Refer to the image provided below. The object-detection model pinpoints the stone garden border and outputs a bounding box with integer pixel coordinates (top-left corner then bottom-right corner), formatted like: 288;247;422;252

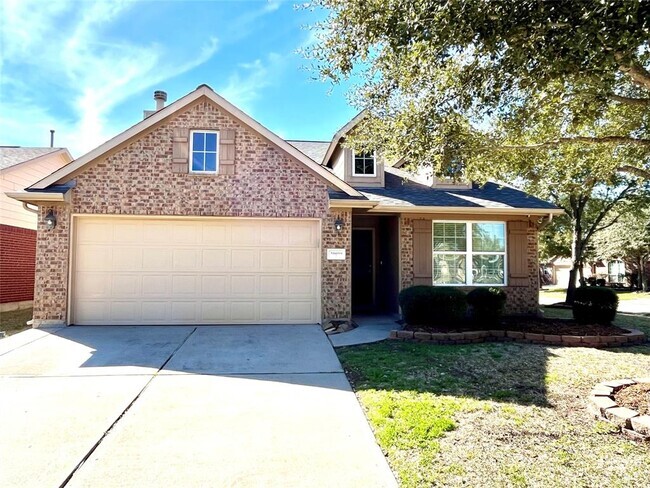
388;328;646;347
589;379;650;442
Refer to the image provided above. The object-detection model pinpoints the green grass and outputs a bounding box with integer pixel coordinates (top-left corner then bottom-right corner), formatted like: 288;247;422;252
540;288;650;303
338;312;650;487
0;308;33;336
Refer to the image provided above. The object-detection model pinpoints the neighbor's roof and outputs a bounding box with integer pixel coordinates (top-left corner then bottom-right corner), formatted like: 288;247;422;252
0;147;67;170
286;140;330;164
329;167;561;213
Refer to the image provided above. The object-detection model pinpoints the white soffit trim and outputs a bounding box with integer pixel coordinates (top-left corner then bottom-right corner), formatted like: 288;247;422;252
29;86;362;197
321;110;368;167
6;191;70;204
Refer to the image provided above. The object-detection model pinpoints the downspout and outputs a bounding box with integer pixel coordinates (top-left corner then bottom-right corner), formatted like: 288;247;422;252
23;202;39;214
537;212;554;230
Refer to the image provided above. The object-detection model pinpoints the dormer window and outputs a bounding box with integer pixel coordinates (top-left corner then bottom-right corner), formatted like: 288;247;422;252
353;150;376;176
190;130;219;173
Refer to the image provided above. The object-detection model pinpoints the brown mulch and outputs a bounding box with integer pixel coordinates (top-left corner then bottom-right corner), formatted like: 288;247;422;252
405;317;630;336
615;383;650;416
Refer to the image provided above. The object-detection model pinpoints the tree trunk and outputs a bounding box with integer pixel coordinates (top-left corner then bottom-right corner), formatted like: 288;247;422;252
566;218;584;305
578;265;586;287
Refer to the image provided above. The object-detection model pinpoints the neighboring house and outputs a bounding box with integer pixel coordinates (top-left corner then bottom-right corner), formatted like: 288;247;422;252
0;147;72;311
546;257;631;288
8;85;561;327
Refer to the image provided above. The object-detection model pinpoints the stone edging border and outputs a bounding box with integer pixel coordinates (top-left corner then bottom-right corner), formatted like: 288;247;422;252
589;379;650;441
388;328;646;347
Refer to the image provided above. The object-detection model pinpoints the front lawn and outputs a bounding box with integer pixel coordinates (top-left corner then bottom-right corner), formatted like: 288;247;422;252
540;288;650;303
0;308;33;337
337;310;650;487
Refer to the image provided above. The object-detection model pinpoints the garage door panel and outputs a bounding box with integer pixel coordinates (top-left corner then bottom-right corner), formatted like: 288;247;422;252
112;247;143;271
287;249;315;271
201;249;229;269
143;248;172;270
72;218;319;325
141;275;171;296
231;302;257;321
201;275;228;295
143;222;170;243
111;274;140;297
259;250;285;270
231;249;257;270
76;246;111;271
202;223;230;245
141;302;171;321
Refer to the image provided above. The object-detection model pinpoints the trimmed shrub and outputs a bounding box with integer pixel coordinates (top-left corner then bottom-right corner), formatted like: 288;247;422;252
572;286;619;325
467;287;507;326
398;286;467;327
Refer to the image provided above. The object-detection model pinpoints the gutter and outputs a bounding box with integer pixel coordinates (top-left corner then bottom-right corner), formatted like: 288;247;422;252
6;191;71;205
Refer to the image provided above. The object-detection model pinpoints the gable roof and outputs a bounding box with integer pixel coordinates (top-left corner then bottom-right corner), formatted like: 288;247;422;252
321;110;367;166
286;140;330;163
28;85;362;197
329;166;562;215
0;147;72;171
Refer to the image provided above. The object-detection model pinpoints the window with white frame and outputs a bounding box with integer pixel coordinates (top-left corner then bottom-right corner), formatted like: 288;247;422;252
432;222;506;286
352;150;376;176
190;130;219;173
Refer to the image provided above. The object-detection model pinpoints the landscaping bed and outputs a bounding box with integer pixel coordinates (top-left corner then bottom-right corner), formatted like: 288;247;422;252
616;383;650;416
405;317;631;336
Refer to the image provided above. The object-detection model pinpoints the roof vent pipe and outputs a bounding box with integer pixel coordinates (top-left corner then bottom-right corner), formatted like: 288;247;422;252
154;90;167;111
50;129;55;148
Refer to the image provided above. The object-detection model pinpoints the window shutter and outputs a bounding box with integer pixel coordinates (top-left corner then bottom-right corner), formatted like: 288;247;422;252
219;129;236;175
508;221;529;286
413;220;432;285
172;127;189;174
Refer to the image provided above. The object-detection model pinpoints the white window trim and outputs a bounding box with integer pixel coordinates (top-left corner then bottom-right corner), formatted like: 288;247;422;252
351;149;377;177
189;129;219;174
431;220;508;287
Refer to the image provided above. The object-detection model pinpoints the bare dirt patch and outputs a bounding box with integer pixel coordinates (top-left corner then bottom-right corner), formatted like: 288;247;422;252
616;383;650;416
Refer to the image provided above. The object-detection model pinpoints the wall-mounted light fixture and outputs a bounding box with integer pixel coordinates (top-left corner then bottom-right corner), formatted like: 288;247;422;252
334;218;344;233
44;209;57;230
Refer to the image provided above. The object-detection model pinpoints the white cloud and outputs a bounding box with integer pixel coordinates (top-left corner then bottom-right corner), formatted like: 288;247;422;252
0;0;218;156
219;53;288;113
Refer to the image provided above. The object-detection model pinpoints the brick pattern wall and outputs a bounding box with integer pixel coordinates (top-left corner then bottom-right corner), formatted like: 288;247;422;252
400;216;414;290
32;205;70;324
0;224;37;304
33;99;333;325
399;217;540;315
321;210;352;321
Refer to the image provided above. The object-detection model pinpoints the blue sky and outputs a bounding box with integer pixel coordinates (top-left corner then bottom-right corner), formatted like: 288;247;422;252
0;0;358;157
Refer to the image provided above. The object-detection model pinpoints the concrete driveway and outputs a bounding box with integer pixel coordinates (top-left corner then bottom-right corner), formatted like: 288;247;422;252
0;325;396;488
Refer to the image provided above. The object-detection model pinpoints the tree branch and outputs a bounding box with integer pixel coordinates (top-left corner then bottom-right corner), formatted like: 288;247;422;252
616;54;650;91
499;135;650;149
609;94;650;106
618;165;650;179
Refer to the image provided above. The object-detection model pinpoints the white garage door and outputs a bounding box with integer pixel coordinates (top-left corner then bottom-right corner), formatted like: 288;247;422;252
71;217;320;325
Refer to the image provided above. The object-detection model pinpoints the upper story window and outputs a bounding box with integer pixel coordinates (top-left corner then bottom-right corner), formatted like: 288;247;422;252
432;222;506;286
190;130;219;173
352;150;376;176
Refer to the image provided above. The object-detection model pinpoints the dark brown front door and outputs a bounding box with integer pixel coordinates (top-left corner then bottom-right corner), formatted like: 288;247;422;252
352;229;374;312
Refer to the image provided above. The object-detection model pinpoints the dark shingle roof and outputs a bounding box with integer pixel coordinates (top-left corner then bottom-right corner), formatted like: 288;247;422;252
0;147;61;170
286;140;329;164
328;168;559;210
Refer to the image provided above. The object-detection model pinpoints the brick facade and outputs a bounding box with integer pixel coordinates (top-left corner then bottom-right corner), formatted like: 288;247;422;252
0;224;37;304
321;210;352;321
398;217;540;315
32;99;343;326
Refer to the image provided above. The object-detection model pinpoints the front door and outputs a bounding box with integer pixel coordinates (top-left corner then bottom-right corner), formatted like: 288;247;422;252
352;229;374;312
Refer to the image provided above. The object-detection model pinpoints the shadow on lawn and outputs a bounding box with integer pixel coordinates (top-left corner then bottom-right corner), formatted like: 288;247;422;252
337;339;650;408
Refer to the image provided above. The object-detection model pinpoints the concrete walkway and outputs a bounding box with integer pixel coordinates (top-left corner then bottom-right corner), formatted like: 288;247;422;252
329;315;399;347
0;325;396;488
